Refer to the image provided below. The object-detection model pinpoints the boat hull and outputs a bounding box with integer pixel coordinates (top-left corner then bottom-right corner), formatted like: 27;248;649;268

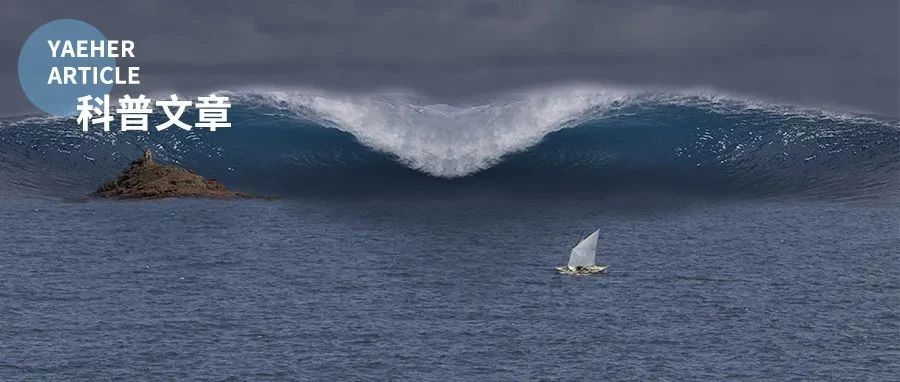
555;264;608;275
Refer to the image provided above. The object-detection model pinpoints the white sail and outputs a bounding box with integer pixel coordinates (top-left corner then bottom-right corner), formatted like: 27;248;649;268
567;229;599;267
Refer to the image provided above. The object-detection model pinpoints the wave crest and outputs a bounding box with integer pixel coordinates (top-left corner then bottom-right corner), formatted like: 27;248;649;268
227;85;894;177
1;84;896;199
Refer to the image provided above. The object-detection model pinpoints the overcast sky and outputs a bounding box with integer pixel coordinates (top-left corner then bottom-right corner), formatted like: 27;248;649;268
2;0;898;116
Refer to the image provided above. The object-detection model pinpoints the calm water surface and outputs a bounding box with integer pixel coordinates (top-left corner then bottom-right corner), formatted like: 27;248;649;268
0;195;897;381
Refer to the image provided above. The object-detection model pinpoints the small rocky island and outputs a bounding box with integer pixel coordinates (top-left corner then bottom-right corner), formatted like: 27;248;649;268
94;148;256;199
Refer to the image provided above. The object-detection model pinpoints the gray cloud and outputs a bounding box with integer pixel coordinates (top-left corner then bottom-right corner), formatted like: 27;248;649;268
1;0;897;116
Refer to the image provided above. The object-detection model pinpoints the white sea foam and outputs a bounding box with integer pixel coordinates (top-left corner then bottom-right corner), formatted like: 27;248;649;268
227;85;641;177
215;85;898;177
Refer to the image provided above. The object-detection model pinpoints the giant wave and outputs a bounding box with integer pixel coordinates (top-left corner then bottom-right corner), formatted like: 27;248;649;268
0;85;897;199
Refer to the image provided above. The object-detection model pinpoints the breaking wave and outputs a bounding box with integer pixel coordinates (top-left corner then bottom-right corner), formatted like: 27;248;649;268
0;84;897;199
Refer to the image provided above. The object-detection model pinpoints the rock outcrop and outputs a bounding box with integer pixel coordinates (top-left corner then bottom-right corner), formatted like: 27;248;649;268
94;148;255;199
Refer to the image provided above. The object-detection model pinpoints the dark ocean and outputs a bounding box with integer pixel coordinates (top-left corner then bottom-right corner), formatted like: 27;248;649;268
1;87;898;380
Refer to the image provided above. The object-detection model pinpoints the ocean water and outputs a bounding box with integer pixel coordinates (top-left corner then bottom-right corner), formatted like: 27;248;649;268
1;196;897;380
0;86;898;380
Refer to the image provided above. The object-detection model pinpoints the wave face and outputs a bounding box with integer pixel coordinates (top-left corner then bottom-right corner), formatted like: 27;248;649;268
0;85;897;199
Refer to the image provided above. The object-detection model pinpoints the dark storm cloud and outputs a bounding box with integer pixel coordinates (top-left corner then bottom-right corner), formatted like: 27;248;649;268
1;0;897;116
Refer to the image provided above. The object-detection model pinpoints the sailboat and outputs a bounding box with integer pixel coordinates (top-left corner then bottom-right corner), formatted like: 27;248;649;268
556;229;608;275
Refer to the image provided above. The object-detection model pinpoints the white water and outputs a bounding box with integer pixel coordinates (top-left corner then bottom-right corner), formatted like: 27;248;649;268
230;85;646;177
176;85;900;177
